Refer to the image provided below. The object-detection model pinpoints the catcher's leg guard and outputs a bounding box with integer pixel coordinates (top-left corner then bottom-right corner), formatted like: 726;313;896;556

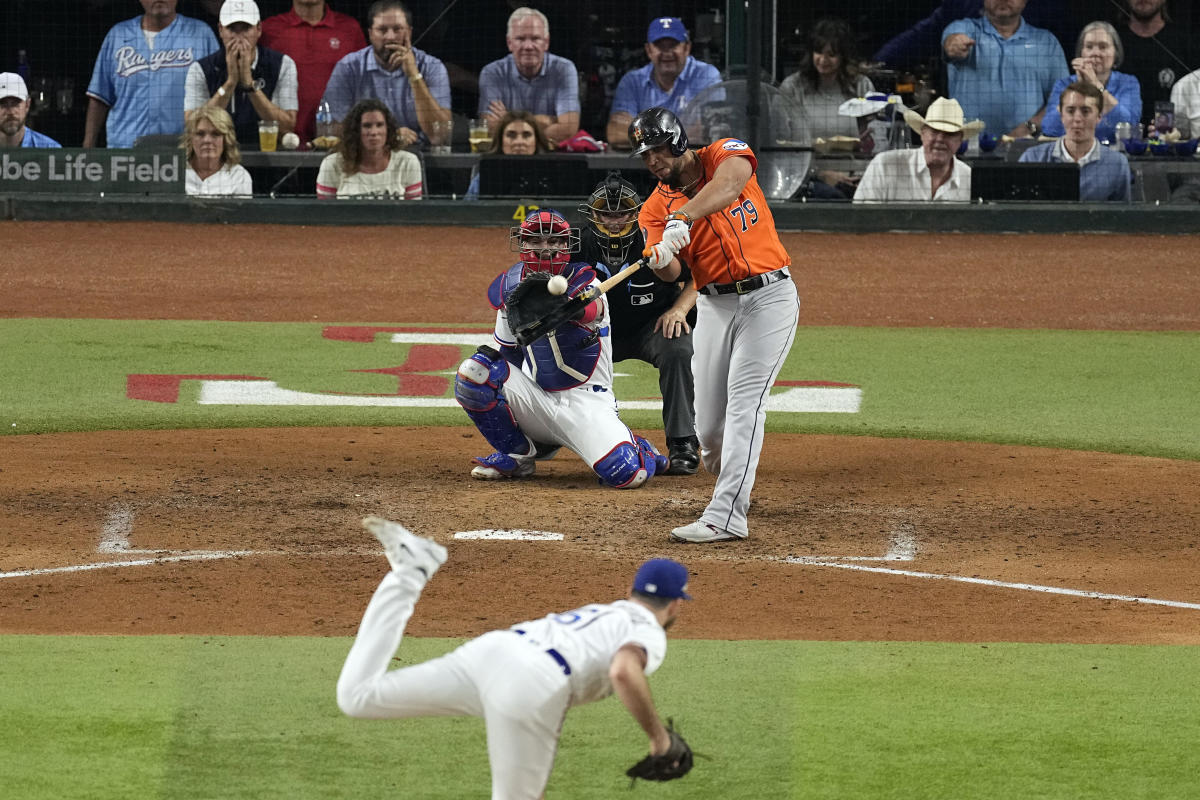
454;346;531;457
592;436;668;489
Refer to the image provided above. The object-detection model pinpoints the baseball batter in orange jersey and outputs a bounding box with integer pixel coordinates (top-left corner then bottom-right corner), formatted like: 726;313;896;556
630;106;800;543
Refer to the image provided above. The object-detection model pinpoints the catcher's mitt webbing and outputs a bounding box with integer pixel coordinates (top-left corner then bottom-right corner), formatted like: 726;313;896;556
625;719;694;784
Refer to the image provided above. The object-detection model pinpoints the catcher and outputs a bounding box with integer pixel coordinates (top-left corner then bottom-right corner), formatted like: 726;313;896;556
454;208;668;487
338;518;695;797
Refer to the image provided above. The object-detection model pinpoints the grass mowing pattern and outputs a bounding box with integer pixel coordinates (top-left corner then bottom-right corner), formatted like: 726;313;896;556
2;319;1198;460
3;636;1198;799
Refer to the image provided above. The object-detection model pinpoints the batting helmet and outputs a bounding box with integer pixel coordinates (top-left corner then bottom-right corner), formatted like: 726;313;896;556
578;172;643;269
629;106;689;157
510;209;580;276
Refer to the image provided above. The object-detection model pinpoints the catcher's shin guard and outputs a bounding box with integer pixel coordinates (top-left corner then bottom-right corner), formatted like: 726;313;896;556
454;347;531;456
592;436;668;489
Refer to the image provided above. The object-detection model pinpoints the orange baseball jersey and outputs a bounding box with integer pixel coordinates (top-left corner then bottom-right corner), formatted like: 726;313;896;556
639;138;790;290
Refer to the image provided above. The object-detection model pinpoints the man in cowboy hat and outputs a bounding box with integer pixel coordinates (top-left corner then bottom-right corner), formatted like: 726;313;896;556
853;97;983;202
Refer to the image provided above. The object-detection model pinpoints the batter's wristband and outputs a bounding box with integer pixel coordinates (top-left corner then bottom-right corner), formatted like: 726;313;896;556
665;210;693;228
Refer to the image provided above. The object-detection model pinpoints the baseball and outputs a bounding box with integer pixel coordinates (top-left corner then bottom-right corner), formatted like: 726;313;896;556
547;274;568;295
281;132;300;150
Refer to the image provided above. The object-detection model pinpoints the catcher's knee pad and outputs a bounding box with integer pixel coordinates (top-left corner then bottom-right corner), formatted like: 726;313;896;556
593;436;666;489
454;348;529;456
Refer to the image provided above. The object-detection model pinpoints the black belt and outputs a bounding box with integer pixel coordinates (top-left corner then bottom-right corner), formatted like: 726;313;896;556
513;629;571;675
700;268;790;296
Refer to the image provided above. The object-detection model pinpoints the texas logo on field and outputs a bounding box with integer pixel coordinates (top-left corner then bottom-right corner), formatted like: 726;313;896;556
125;325;861;413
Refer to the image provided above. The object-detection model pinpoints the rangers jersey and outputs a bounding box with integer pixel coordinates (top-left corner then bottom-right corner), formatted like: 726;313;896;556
87;14;219;148
510;599;667;707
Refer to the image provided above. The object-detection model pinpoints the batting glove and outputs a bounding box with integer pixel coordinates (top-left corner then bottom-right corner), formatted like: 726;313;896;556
662;218;692;252
643;242;676;271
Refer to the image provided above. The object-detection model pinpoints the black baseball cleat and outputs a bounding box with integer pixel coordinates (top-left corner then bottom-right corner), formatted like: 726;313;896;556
664;437;700;475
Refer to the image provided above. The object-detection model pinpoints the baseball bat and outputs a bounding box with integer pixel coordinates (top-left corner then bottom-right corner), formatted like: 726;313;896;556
513;260;646;347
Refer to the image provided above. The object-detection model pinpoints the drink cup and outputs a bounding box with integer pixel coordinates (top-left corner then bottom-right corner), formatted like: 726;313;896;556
430;118;452;155
258;120;278;152
468;118;490;153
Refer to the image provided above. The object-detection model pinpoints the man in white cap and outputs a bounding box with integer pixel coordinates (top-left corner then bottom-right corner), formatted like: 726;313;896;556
0;73;61;148
606;16;721;149
184;0;299;148
853;97;982;202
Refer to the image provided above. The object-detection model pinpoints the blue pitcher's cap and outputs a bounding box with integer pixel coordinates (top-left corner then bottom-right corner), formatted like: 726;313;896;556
633;558;692;599
647;17;688;44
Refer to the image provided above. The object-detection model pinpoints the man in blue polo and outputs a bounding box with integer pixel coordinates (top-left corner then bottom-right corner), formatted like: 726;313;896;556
943;0;1066;138
321;0;451;147
477;7;580;147
0;73;61;148
84;0;219;148
605;16;721;149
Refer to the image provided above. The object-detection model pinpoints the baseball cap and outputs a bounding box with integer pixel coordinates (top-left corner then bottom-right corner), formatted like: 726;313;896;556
647;17;688;44
633;558;692;600
219;0;260;27
0;72;29;102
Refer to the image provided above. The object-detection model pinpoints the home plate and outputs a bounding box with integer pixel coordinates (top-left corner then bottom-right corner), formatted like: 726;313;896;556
454;530;564;541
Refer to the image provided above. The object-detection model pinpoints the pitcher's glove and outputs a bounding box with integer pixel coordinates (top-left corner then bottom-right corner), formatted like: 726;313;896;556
625;720;693;784
504;273;590;347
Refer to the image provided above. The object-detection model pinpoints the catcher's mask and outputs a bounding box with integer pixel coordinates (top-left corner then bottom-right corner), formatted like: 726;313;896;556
629;106;689;157
578;172;643;269
511;209;580;276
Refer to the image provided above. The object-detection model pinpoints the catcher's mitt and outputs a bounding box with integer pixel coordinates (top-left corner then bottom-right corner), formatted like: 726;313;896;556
503;272;591;347
625;720;693;784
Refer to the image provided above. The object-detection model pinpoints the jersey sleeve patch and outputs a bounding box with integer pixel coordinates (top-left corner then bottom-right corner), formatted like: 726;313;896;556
722;139;750;151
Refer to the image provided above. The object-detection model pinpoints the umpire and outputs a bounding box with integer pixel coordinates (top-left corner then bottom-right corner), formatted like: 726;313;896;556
578;172;700;474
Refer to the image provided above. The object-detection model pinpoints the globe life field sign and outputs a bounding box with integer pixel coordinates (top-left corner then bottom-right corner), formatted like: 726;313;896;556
1;148;183;194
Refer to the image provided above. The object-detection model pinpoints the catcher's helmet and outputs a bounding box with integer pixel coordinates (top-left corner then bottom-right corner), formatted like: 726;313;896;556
629;106;689;157
510;209;580;276
578;172;643;269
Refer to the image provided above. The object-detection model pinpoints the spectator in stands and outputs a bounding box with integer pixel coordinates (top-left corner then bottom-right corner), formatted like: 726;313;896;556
316;97;423;199
261;0;366;146
322;0;451;147
874;0;1077;72
184;1;298;149
182;106;252;197
85;0;220;148
605;16;721;149
781;18;875;199
1041;22;1141;144
943;0;1066;137
1169;65;1200;138
0;73;61;148
1019;81;1131;201
854;97;981;202
1115;0;1198;127
478;7;580;148
465;109;551;198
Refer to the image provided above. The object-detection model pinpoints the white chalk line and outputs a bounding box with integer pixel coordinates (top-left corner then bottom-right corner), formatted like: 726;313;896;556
6;508;1198;612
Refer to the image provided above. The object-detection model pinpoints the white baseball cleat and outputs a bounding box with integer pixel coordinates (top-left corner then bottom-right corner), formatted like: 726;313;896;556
470;452;536;480
362;516;448;580
669;520;745;543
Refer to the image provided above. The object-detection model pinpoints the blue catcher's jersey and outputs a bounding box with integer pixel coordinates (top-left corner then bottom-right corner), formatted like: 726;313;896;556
487;262;613;392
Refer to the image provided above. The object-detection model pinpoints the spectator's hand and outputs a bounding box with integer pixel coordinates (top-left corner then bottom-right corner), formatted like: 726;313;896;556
486;100;508;122
225;41;242;81
386;44;418;78
653;307;692;339
237;40;255;86
943;34;975;61
818;169;859;189
1072;58;1100;89
398;126;419;147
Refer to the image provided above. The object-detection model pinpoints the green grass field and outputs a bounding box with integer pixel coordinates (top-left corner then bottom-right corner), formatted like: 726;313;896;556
3;318;1199;798
4;636;1198;799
